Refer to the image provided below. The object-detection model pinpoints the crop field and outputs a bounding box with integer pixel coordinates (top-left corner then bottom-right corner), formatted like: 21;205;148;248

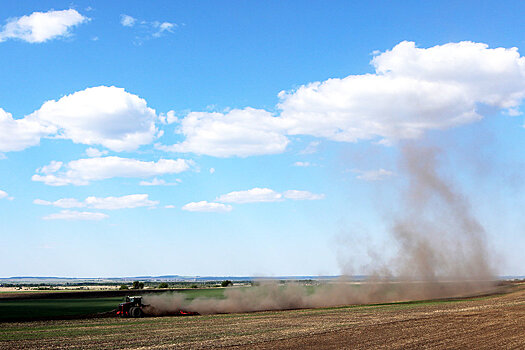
0;284;523;349
0;288;225;321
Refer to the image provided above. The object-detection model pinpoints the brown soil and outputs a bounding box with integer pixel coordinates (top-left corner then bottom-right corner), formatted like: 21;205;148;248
1;284;523;350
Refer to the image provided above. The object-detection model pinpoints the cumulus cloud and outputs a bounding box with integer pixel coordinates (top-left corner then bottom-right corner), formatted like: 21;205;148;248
1;86;158;153
279;41;525;143
185;188;324;212
158;41;525;157
121;15;177;42
42;210;108;221
32;156;192;186
5;41;524;158
0;108;55;152
216;188;283;203
0;190;14;200
158;108;289;157
37;160;63;174
283;190;325;200
216;188;324;203
0;9;88;43
85;194;158;209
139;178;164;186
29;86;158;152
159;110;178;125
120;14;136;27
35;194;158;210
152;21;176;37
353;168;394;181
34;198;83;208
299;141;321;155
182;201;232;213
85;147;108;157
139;178;174;186
293;161;312;167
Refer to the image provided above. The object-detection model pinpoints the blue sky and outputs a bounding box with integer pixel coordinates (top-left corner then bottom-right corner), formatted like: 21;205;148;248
1;1;524;277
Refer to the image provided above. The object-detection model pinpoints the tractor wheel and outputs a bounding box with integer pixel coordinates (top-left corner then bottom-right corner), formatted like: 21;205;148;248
130;307;143;318
128;307;136;317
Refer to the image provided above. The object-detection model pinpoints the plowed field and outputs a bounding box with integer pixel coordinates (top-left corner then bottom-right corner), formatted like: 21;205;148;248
1;284;523;349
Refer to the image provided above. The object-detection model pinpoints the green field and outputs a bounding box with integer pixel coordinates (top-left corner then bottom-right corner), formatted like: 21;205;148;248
0;288;226;321
0;285;501;322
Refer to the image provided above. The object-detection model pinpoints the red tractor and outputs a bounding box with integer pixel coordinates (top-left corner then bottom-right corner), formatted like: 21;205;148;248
117;295;199;318
117;296;146;318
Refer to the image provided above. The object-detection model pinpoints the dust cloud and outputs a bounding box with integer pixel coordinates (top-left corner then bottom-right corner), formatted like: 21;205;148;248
144;142;497;315
390;143;494;282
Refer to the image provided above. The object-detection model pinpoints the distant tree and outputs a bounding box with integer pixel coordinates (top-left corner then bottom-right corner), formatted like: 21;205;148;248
190;284;198;289
119;284;129;290
158;282;169;288
132;281;144;289
221;280;233;287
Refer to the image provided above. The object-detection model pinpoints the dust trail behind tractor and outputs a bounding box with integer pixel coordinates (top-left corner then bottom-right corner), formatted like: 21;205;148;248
117;296;199;318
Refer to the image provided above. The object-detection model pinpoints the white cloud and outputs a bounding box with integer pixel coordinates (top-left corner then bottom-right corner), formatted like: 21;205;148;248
139;177;177;186
299;141;321;155
85;148;108;157
216;188;283;203
30;86;158;152
279;41;525;143
182;201;232;213
37;161;63;174
283;190;325;200
164;205;176;209
159;42;525;158
43;210;108;221
353;168;394;181
0;9;88;43
0;190;14;200
33;198;83;208
139;177;180;186
32;156;192;186
0;108;55;152
1;86;158;153
121;16;177;42
35;194;158;210
152;21;176;37
139;178;164;186
209;168;215;174
158;108;289;157
120;14;136;27
85;194;158;209
216;188;325;203
6;41;522;159
293;161;312;167
190;188;325;209
159;110;178;125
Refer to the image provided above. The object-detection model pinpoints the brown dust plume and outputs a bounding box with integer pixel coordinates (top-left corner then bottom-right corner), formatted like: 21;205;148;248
144;142;497;315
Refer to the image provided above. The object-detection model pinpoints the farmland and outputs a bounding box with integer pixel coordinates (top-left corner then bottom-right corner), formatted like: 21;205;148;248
0;283;523;349
0;288;225;321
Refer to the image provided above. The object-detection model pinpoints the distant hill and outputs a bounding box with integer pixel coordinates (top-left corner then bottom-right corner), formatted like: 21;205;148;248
0;275;346;284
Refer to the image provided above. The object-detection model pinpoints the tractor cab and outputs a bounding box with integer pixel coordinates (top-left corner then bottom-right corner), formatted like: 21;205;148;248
117;296;145;317
125;296;143;306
